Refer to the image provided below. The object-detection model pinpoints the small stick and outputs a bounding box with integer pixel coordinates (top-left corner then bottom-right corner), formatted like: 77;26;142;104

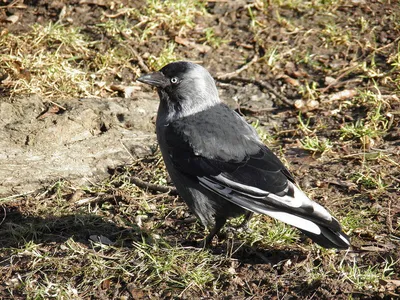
129;176;177;195
386;197;393;234
219;76;293;107
216;55;259;80
0;206;6;226
48;100;67;111
121;42;150;73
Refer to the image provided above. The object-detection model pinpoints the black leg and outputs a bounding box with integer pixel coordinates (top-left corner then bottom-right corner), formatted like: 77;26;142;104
203;217;227;247
237;211;253;230
228;211;254;230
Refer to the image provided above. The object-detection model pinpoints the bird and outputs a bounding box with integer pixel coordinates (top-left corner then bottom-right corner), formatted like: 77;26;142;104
137;61;350;249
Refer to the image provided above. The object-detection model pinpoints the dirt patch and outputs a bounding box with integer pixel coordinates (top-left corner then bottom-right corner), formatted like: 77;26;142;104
0;94;158;196
0;0;399;299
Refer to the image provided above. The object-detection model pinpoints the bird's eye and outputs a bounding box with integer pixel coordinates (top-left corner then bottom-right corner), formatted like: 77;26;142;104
170;77;179;84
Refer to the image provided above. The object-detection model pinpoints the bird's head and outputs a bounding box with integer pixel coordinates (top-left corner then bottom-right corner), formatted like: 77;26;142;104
137;61;220;120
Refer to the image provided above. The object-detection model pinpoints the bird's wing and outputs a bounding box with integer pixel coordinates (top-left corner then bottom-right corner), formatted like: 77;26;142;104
164;104;350;248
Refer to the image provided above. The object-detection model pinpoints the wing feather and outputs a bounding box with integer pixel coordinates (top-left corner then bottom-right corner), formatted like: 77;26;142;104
164;104;350;248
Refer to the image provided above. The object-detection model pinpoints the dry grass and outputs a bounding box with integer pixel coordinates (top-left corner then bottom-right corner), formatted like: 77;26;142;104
1;0;400;298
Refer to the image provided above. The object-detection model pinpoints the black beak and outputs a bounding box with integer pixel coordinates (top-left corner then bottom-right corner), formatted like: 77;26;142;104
137;72;168;88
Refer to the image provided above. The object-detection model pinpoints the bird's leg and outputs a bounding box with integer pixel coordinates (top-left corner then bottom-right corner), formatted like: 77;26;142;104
202;217;227;247
236;211;253;231
200;213;253;247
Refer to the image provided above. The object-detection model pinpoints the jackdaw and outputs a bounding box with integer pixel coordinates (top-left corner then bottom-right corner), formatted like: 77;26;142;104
137;61;350;249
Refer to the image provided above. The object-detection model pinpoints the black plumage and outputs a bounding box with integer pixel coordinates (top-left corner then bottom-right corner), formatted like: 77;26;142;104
137;61;350;249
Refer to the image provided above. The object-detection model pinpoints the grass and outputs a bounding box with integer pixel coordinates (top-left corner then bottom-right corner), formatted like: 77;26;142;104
339;90;393;148
350;170;387;191
4;237;221;298
0;161;220;298
0;0;208;99
240;216;300;247
2;148;396;298
251;120;276;144
321;23;352;47
1;0;400;298
303;255;397;292
148;42;178;71
339;257;397;290
202;28;226;49
0;22;137;98
300;136;332;155
142;0;206;37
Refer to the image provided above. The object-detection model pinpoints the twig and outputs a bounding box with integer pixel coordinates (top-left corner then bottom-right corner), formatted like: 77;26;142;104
0;206;6;226
0;0;26;9
235;106;277;116
216;55;259;80
386;196;393;234
48;100;67;111
218;76;293;107
121;42;150;73
390;175;400;184
129;176;177;195
0;190;36;204
319;65;361;93
120;141;136;161
74;196;101;207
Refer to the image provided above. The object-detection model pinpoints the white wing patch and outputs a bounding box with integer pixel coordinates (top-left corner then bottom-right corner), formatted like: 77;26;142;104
268;182;333;222
212;175;270;196
256;209;322;235
198;175;336;235
212;175;331;214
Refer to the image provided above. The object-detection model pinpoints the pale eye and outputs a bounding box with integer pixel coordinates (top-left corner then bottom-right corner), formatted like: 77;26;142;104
170;77;179;84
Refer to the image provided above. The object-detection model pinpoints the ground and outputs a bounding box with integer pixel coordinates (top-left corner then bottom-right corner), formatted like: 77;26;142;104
1;0;400;299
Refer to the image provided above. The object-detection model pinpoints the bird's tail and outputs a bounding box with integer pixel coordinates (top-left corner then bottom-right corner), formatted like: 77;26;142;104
299;222;350;249
253;207;351;249
263;184;351;249
199;176;351;249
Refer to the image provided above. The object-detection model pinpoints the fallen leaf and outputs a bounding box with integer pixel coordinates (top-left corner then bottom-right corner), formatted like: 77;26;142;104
101;279;111;290
6;15;19;23
37;105;60;120
381;279;400;287
325;76;336;85
110;84;140;98
126;283;145;299
277;74;299;86
306;99;319;110
294;99;305;110
69;190;85;203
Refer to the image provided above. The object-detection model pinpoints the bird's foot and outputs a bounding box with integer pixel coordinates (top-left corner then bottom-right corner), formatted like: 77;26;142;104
232;223;253;234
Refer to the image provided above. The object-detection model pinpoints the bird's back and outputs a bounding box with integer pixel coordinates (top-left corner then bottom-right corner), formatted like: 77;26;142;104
156;103;249;227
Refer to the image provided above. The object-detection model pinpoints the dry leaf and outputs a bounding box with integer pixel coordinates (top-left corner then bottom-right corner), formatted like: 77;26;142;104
110;84;140;98
37;105;60;120
277;74;300;86
6;15;19;23
101;279;111;290
294;99;305;110
127;283;145;299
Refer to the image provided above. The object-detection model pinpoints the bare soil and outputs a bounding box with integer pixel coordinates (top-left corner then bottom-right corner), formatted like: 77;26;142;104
0;0;399;299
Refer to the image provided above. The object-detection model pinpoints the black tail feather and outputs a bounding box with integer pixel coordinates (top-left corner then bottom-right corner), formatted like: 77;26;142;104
300;226;350;249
